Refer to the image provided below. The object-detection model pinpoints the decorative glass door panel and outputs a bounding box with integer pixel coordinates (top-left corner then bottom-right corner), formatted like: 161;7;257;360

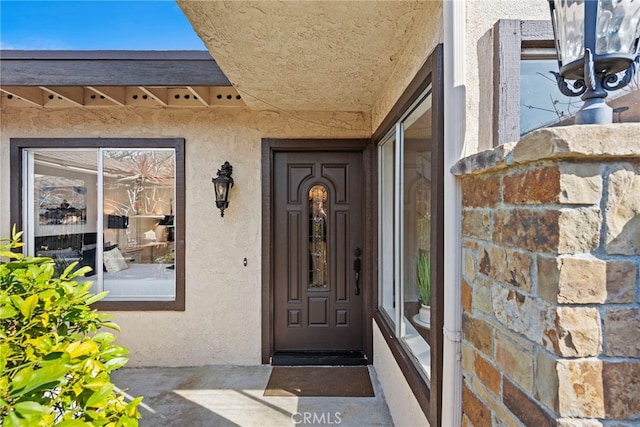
308;184;328;289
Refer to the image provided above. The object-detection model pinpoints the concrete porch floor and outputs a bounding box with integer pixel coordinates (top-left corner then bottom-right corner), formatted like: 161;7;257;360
111;365;394;427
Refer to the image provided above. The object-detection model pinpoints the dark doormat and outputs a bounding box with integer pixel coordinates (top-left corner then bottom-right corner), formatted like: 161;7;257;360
264;366;375;397
271;350;367;366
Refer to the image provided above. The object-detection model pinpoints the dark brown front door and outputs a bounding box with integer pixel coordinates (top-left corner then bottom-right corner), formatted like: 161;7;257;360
273;151;364;351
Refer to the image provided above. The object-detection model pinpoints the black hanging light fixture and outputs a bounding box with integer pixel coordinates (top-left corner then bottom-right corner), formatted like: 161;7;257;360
548;0;640;124
212;161;234;217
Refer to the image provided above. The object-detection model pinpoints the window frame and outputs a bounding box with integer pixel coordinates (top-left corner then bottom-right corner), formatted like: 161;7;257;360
10;138;186;311
378;129;397;324
372;44;444;425
492;19;554;146
398;88;435;377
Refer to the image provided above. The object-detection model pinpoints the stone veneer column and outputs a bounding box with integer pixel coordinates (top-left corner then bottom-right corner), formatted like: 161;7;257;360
452;124;640;426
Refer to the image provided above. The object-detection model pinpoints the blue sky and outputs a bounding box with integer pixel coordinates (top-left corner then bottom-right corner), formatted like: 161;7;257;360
0;0;206;50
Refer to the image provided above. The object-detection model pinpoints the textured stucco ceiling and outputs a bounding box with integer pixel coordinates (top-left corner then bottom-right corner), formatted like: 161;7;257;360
177;0;432;112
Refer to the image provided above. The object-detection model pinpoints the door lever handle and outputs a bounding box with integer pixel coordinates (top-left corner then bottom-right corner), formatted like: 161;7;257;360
353;248;361;296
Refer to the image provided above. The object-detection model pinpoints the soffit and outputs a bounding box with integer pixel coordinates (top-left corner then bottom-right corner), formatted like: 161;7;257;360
177;0;433;112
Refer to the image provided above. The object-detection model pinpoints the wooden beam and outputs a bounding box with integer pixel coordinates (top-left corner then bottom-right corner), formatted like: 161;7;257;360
210;86;245;107
138;87;168;106
0;86;44;107
186;86;211;106
521;20;554;45
40;86;84;106
493;19;522;147
87;86;126;106
492;19;554;147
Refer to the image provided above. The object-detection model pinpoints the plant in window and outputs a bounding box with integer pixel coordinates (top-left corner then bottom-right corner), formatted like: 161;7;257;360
0;227;142;426
416;251;431;325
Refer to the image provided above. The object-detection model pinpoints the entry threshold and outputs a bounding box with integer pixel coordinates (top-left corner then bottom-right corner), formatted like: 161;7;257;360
271;351;367;366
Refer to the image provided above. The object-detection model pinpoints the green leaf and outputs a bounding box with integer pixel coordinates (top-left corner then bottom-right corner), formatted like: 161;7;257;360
60;261;80;279
42;351;70;365
25;336;50;352
10;364;67;396
0;251;21;260
0;305;18;319
116;416;139;427
85;384;114;408
68;266;93;279
100;321;121;332
4;411;30;427
100;345;128;359
13;401;49;417
92;332;115;343
83;378;111;390
19;294;39;318
11;226;23;241
10;366;33;392
125;396;143;417
76;281;93;296
67;340;99;359
38;289;57;299
60;282;75;295
56;419;92;427
85;291;109;305
10;295;24;309
104;357;129;371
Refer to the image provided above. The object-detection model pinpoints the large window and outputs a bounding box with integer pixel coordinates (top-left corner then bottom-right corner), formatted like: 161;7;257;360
374;45;443;422
379;88;434;380
10;139;185;311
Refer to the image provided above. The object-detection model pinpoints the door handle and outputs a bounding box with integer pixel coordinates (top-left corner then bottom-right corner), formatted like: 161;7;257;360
353;247;361;296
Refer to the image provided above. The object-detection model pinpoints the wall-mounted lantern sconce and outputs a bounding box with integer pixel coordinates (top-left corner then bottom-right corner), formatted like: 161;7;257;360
212;161;233;217
548;0;640;124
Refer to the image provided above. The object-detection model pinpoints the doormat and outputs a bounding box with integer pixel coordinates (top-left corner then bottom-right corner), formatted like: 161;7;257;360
264;366;375;397
271;350;367;366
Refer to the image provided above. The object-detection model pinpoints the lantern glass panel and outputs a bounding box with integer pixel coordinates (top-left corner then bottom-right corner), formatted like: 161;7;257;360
214;181;229;202
554;0;586;65
596;0;640;56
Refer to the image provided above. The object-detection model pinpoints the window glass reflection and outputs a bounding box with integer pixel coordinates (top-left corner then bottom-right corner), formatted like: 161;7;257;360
401;90;433;379
24;142;182;307
520;58;640;135
102;149;176;301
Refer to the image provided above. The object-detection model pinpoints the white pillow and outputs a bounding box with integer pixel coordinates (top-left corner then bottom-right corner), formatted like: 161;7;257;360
103;246;128;273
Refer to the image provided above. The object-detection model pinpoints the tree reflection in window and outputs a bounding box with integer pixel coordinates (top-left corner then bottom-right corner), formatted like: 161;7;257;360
308;184;328;288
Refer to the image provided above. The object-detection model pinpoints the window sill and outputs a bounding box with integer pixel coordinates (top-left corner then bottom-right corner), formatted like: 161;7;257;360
401;318;432;383
92;300;185;311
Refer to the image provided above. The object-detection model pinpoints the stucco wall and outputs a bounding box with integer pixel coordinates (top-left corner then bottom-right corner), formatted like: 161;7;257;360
464;0;548;155
371;1;548;154
370;1;443;132
373;322;429;426
0;106;369;367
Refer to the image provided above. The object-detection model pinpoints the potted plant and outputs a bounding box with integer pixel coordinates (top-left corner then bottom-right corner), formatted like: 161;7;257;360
416;251;431;326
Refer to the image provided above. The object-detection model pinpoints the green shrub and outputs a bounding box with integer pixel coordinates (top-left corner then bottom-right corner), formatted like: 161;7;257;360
0;228;141;426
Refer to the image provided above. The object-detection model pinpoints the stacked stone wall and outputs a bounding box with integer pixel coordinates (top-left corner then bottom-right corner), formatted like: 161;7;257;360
454;125;640;426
